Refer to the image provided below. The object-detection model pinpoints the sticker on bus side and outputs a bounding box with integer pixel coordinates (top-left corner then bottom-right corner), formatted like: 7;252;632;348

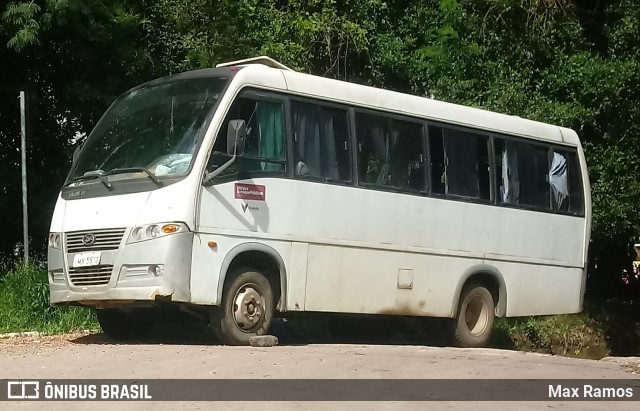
234;183;266;201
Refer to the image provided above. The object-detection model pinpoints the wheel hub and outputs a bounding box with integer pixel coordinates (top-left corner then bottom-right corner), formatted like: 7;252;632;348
465;295;488;336
232;284;265;331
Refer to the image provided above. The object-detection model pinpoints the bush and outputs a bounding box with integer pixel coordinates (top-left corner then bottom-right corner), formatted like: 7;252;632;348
493;311;611;359
0;262;98;334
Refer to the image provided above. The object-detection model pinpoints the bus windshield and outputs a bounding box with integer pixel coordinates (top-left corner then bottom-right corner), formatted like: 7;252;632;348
67;77;227;187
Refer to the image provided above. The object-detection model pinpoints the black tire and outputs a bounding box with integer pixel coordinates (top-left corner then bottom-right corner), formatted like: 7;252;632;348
210;268;274;345
451;283;495;348
96;308;155;340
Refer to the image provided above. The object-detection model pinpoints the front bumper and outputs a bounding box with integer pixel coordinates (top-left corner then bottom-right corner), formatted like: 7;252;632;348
48;230;193;306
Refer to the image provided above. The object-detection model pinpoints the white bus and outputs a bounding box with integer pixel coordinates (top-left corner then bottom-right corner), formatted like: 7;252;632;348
48;56;591;347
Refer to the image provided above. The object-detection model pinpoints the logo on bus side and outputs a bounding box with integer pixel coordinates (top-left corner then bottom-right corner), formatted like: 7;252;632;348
241;204;260;213
234;183;266;201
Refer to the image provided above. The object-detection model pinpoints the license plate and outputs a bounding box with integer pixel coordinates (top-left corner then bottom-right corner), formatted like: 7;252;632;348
72;252;101;267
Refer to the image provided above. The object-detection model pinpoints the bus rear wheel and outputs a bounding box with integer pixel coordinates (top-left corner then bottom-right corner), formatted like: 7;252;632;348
96;308;155;340
451;283;495;348
210;268;274;345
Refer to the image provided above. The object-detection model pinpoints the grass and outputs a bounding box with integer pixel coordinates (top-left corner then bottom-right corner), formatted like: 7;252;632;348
0;262;98;334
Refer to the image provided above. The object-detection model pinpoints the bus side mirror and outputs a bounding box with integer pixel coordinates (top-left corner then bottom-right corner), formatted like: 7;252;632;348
203;120;246;186
227;119;246;156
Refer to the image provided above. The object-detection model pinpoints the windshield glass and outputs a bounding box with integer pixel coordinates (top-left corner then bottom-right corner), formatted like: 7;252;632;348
67;77;226;186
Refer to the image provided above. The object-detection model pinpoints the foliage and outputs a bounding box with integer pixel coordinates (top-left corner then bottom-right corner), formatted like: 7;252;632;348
493;298;640;358
0;262;98;333
494;314;610;358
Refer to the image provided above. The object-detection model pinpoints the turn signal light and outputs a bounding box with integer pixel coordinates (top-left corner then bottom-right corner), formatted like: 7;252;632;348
162;224;179;234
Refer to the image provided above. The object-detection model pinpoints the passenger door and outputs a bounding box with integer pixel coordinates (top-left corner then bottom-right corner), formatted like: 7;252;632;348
190;90;290;305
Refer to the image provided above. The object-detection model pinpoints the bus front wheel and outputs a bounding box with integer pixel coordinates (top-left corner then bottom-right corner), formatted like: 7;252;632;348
210;268;274;345
451;283;495;348
96;308;155;340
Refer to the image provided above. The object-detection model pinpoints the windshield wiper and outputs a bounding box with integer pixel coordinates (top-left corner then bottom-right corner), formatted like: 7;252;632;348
105;167;164;187
70;170;113;191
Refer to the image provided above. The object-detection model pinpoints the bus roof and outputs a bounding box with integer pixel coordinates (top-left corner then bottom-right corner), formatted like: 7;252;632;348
226;59;579;146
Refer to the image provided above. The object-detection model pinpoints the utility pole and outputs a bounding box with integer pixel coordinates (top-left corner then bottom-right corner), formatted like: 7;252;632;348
19;91;29;264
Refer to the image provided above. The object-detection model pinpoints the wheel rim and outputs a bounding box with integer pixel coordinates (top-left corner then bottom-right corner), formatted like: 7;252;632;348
231;283;266;332
464;294;489;336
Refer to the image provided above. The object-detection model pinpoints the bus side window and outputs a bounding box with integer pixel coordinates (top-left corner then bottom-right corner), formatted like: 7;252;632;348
291;101;351;182
356;113;388;185
567;152;584;215
356;113;425;192
430;125;490;200
552;149;584;215
495;138;550;209
208;94;286;177
389;119;425;192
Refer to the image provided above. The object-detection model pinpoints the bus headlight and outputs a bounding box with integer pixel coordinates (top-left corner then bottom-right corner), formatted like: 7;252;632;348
146;225;162;239
127;222;189;244
48;233;62;249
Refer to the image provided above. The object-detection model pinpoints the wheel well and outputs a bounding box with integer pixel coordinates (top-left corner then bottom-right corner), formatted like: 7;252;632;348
458;272;504;317
225;250;282;307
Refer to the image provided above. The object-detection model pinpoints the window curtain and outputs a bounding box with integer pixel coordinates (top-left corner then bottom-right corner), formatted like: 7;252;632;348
319;111;339;180
256;102;284;171
293;105;321;175
549;152;569;210
502;141;520;203
293;105;338;179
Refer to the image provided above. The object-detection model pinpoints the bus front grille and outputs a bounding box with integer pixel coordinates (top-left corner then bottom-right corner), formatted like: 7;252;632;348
68;265;113;286
66;228;126;253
